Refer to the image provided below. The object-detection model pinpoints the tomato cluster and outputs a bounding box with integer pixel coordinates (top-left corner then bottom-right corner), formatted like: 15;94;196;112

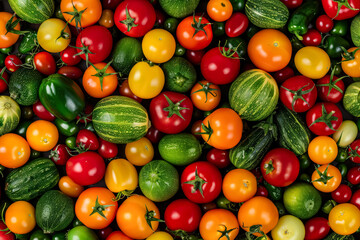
1;0;360;240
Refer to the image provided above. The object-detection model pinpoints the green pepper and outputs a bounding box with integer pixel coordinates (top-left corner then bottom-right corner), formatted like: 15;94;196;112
30;149;41;159
299;153;311;170
300;173;311;183
322;199;337;214
19;31;38;54
323;36;350;59
72;217;84;227
263;180;283;201
0;53;5;67
66;136;77;150
213;22;225;37
14;120;32;138
225;37;247;58
336;147;348;162
291;35;304;52
175;43;186;57
288;0;320;40
274;201;286;216
230;0;245;11
338;163;348;178
54;118;80;137
330;20;348;37
30;229;51;240
39;74;85;121
164;18;179;35
0;46;12;54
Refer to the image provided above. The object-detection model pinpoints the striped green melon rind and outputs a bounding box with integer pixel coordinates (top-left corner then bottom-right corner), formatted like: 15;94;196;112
5;158;59;201
245;0;289;29
343;82;360;117
229;69;279;121
92;96;150;144
8;0;54;24
0;96;21;136
351;15;360;47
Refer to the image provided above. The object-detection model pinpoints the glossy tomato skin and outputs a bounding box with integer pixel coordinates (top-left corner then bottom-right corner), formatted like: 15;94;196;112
0;12;20;49
119;79;142;103
0;69;9;93
331;184;352;203
306;102;343;136
149;91;193;134
341;47;360;77
280;76;317;112
50;144;70;165
304;217;330;240
206;148;230;168
273;66;295;84
225;12;248;37
308;136;338;164
280;0;303;8
261;148;300;187
351;189;360;210
181;161;222;204
200;47;240;85
66;151;106;186
32;100;56;121
145;126;163;144
348;139;360;163
0;133;30;169
316;74;345;103
98;138;118;159
301;29;322;46
61;0;102;28
347;167;360;185
316;15;334;33
186;49;206;65
177;16;213;51
76;26;113;64
5;55;22;72
59;176;84;198
34;52;56;75
322;0;360;20
76;129;99;151
164;199;202;232
0;221;15;240
61;46;82;66
114;0;156;37
58;66;83;80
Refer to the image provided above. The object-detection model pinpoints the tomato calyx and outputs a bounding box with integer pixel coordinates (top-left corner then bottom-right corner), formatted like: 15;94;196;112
0;68;8;86
183;167;207;198
49;145;61;162
63;2;87;29
309;104;338;131
340;46;360;62
331;0;359;19
89;61;118;91
191;81;219;103
120;6;138;32
322;199;337;214
312;164;334;185
348;146;360;159
5;14;28;36
113;189;134;201
243;224;266;240
316;67;346;97
218;42;241;59
281;83;315;111
73;41;94;67
89;196;115;219
191;14;211;38
217;224;237;240
144;205;164;230
263;160;275;175
162;94;190;120
0;204;10;234
199;120;213;142
167;229;194;240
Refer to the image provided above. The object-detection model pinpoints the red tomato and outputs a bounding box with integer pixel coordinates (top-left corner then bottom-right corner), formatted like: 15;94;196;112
306;102;343;136
58;66;83;80
280;0;303;8
260;148;300;187
200;47;240;85
304;217;330;240
60;46;82;66
255;185;268;197
114;0;156;37
76;25;113;64
49;144;70;166
351;189;360;210
102;0;122;10
145;126;163;144
33;52;56;75
32;100;56;121
316;74;345;103
149;91;193;134
164;199;202;232
348;139;360;163
98;227;113;240
106;231;132;240
316;14;334;33
322;0;360;20
302;29;322;46
177;15;213;51
98;138;118;159
186;49;205;65
280;76;317;112
225;12;248;37
347;166;360;185
76;129;99;151
66;151;106;186
331;184;352;203
0;221;15;240
206;148;230;168
119;79;142;103
273;66;295;84
181;161;222;204
5;55;22;72
0;68;9;93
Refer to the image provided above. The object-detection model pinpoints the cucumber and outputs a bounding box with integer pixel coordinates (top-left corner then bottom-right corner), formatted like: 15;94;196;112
159;0;200;18
351;15;360;47
0;96;21;135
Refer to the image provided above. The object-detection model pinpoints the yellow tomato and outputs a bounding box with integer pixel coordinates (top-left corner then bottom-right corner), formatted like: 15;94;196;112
5;201;36;234
125;137;154;166
329;203;360;235
37;18;71;53
332;120;358;147
311;164;342;193
308;136;338;164
142;29;176;64
147;231;174;240
26;120;59;152
0;133;30;168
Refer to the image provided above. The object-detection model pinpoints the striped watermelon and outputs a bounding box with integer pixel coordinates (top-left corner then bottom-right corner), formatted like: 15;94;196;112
343;82;360;117
8;0;54;24
92;96;150;144
245;0;289;29
229;69;279;121
0;96;21;136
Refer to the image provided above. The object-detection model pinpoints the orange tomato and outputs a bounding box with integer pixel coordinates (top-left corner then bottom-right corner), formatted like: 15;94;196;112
199;209;239;240
5;201;36;234
59;176;84;198
308;136;338;164
222;169;257;203
329;203;360;235
207;0;233;22
190;80;221;111
312;164;342;193
99;9;114;28
201;108;243;150
83;62;118;98
116;195;160;239
0;133;30;168
238;196;279;236
75;187;118;229
26;120;59;152
341;47;360;77
0;12;20;48
106;231;133;240
125;137;154;166
61;0;102;28
248;29;292;72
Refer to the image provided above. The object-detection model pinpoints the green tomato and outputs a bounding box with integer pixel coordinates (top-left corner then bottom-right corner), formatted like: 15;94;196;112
72;217;84;227
336;148;348;163
164;18;179;35
30;230;51;240
271;215;305;240
0;46;12;54
332;120;358;147
52;232;66;240
299;154;311;170
213;22;225;37
30;149;41;159
66;136;77;150
67;226;98;240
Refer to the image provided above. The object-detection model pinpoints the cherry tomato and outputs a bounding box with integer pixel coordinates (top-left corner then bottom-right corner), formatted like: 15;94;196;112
34;52;56;75
146;232;173;240
316;15;334;33
273;66;295;84
225;12;248;37
26;120;59;152
222;169;257;203
61;0;102;28
0;133;30;168
76;129;99;151
348;139;360;163
302;29;322;46
119;79;142;103
328;203;360;235
58;66;83;80
49;144;70;165
60;46;81;66
37;18;71;53
341;47;360;77
0;68;9;93
5;201;36;234
32;100;56;121
98;138;118;159
308;136;338;164
145;126;163;144
347;166;360;185
331;184;352;203
186;49;205;65
316;73;345;103
207;0;233;22
350;189;360;210
280;0;303;8
59;175;84;198
206;148;230;168
99;9;114;28
142;29;176;64
0;221;15;240
311;164;342;193
190;80;221;111
304;217;330;240
102;0;122;10
5;55;21;72
106;231;132;240
125;137;154;166
0;12;20;48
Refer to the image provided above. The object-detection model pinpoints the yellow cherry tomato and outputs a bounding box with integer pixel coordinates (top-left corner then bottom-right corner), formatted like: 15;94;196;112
59;176;84;198
332;120;358;147
142;29;176;64
125;137;154;166
37;18;71;53
294;46;331;79
147;231;174;240
98;9;114;28
311;164;342;193
5;201;36;234
308;136;338;164
26;120;59;152
207;0;233;22
329;203;360;235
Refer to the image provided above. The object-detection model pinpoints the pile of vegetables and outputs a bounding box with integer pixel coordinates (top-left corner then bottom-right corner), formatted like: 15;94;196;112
1;0;360;239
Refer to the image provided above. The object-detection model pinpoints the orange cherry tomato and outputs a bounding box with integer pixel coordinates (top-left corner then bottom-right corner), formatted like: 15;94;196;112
190;80;221;111
238;196;279;236
201;108;243;150
59;176;84;198
0;12;20;48
312;164;342;193
116;195;160;239
106;231;133;240
99;9;114;28
5;201;36;234
0;133;30;168
83;62;118;98
341;47;360;77
308;136;338;164
125;137;154;166
329;203;360;235
75;187;118;229
248;29;292;72
222;169;257;203
207;0;233;22
199;209;239;240
61;0;102;28
26;120;59;152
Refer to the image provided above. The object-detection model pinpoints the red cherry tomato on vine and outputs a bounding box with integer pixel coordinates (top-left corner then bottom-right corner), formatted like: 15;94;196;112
273;66;294;84
348;139;360;163
60;46;82;66
34;52;56;75
76;129;99;151
98;138;118;159
5;55;21;72
322;0;360;20
49;144;70;166
316;74;345;103
351;189;360;210
32;101;56;121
